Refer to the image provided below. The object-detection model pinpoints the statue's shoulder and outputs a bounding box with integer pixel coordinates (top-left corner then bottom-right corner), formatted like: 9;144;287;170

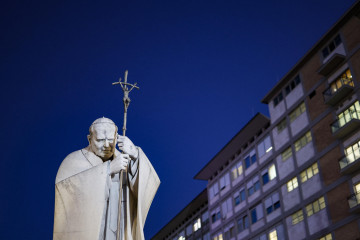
55;148;90;183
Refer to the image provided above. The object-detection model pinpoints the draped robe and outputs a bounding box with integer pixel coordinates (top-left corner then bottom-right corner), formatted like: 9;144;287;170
53;146;160;240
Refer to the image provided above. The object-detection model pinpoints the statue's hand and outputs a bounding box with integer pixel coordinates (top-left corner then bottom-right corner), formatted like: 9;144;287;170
110;154;130;174
117;136;139;160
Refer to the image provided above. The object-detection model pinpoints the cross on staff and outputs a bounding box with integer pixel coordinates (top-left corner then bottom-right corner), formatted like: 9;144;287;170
112;70;139;136
112;70;139;240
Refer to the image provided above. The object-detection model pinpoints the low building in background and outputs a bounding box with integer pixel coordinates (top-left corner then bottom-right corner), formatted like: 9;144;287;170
152;1;360;240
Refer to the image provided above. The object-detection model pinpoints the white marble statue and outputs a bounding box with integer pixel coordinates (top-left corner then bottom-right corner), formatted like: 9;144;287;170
53;117;160;240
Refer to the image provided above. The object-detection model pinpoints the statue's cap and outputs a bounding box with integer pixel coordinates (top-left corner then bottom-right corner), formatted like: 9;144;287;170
91;117;115;126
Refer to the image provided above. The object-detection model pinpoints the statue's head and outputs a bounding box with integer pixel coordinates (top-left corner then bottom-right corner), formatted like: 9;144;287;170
88;117;118;161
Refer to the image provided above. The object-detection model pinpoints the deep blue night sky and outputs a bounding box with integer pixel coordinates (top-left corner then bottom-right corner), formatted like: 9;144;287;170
0;0;356;239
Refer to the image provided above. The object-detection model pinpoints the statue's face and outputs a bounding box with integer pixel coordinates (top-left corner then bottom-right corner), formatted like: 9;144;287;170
89;123;117;161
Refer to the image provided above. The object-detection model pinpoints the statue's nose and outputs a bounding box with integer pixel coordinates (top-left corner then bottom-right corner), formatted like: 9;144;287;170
104;139;110;147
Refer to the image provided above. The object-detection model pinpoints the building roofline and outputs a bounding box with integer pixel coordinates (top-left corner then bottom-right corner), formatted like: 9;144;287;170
151;189;208;240
194;113;270;180
261;0;360;104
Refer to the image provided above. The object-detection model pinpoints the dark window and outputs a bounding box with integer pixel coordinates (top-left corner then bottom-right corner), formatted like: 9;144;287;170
266;201;281;215
262;172;269;185
234;196;240;205
251;209;257;224
321;34;342;58
245;156;251;168
240;190;246;202
273;92;283;106
284;75;301;96
237;215;249;232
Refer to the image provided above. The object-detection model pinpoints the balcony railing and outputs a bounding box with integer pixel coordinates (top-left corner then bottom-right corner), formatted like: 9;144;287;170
323;77;354;105
348;192;360;211
331;110;360;138
339;152;360;174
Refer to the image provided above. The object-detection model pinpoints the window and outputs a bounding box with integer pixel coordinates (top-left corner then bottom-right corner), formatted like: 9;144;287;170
273;92;284;106
262;163;277;185
277;118;287;133
221;197;233;217
291;210;304;225
220;173;230;190
322;34;342;58
211;207;221;223
203;232;211;240
178;231;185;240
300;163;319;183
269;229;278;240
289;102;306;122
319;233;332;240
265;192;281;215
281;147;292;161
257;135;273;158
213;232;223;240
294;131;312;152
193;218;201;232
186;224;192;236
209;182;219;199
234;188;246;206
231;162;243;180
330;69;353;94
287;177;299;192
237;214;249;232
224;224;235;240
250;204;264;224
335;101;360;130
202;211;209;225
345;139;360;165
245;149;257;169
247;175;260;196
285;75;301;96
306;196;326;217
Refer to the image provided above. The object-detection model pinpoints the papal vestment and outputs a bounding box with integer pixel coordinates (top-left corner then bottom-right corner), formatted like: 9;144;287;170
53;146;160;240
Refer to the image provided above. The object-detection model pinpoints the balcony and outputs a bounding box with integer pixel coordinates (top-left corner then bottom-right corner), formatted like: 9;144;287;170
331;110;360;139
348;192;360;213
323;77;354;106
339;153;360;174
318;53;345;76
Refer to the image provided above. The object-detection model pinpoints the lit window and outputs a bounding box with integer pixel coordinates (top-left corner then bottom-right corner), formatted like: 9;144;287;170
257;135;273;158
213;232;223;240
318;233;332;240
231;162;243;180
291;210;304;225
300;163;319;183
287;177;299;192
281;147;292;161
245;150;257;169
345;140;360;164
306;196;326;217
330;69;353;94
269;229;278;240
262;164;277;185
294;131;312;152
193;218;201;232
335;101;360;130
289;102;306;123
277;118;287;133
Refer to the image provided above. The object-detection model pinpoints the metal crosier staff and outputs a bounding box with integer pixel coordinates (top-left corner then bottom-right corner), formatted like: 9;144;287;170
112;70;139;240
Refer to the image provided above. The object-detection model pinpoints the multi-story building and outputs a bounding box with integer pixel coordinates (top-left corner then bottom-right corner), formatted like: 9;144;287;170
152;1;360;240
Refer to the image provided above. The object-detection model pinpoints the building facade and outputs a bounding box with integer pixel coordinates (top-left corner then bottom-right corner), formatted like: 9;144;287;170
153;2;360;240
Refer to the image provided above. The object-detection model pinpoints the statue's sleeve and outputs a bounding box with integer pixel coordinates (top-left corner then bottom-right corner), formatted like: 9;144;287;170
127;147;140;194
53;162;110;240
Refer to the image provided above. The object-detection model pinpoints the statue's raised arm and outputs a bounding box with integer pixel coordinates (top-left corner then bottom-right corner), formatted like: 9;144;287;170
53;117;160;240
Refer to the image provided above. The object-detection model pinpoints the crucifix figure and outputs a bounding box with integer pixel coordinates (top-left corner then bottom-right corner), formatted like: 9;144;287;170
112;70;139;137
53;70;160;240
